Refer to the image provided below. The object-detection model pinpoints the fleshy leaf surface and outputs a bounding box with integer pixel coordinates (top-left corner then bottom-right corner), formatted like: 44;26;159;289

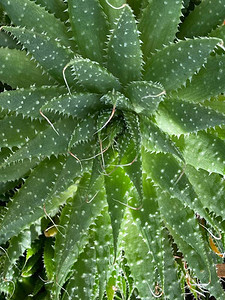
53;174;106;296
34;0;68;22
68;0;108;63
0;48;54;88
69;57;121;93
124;81;165;115
1;118;75;165
99;0;126;27
62;236;97;300
0;115;47;149
107;5;142;84
119;209;156;299
0;0;74;49
140;116;183;159
2;26;74;84
104;163;131;256
178;0;225;39
158;191;210;283
162;229;183;299
139;0;183;59
143;151;218;229
0;158;39;183
155;98;225;135
173;54;225;103
144;38;221;91
0;156;65;245
174;132;225;175
186;165;225;220
41;93;102;118
0;86;66;119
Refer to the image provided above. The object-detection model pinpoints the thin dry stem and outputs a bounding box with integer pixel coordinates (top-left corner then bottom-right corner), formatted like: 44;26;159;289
40;110;59;135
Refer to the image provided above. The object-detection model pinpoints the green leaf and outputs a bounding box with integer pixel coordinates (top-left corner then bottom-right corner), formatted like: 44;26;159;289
120;112;143;199
41;93;102;121
0;156;65;245
68;116;97;149
186;165;225;220
99;0;126;28
119;209;156;299
178;0;225;39
0;86;66;119
0;0;74;49
119;131;143;200
173;54;225;103
107;5;142;84
93;208;113;299
43;239;55;281
0;115;47;149
204;94;225;113
140;116;183;160
68;0;108;64
0;48;55;88
53;174;106;297
158;191;210;283
162;229;183;299
144;38;221;91
33;0;68;22
174;131;225;175
0;31;21;49
155;98;225;135
0;180;21;196
104;164;131;256
0;158;39;183
1;118;75;165
126;0;144;16
143;151;218;228
202;242;225;300
62;236;97;300
3;226;40;279
2;26;74;84
100;90;133;111
124;81;165;115
45;141;96;201
139;0;183;59
22;239;43;277
209;24;225;42
129;176;164;285
67;57;121;93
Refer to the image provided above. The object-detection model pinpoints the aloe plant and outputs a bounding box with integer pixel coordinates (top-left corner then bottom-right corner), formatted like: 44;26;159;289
0;0;225;299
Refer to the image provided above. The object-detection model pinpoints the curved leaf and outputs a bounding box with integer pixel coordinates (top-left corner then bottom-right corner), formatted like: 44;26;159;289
0;86;66;119
1;118;75;165
0;48;55;88
53;174;106;297
42;93;102;118
173;54;225;103
144;38;221;91
68;0;108;63
155;98;225;135
140;116;183;160
68;57;121;93
139;0;183;59
2;26;74;84
124;81;165;115
107;5;143;84
174;131;225;175
0;115;47;149
178;0;225;39
104;164;131;256
0;0;74;49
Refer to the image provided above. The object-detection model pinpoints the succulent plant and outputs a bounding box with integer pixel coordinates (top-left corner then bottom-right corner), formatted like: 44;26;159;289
0;0;225;299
